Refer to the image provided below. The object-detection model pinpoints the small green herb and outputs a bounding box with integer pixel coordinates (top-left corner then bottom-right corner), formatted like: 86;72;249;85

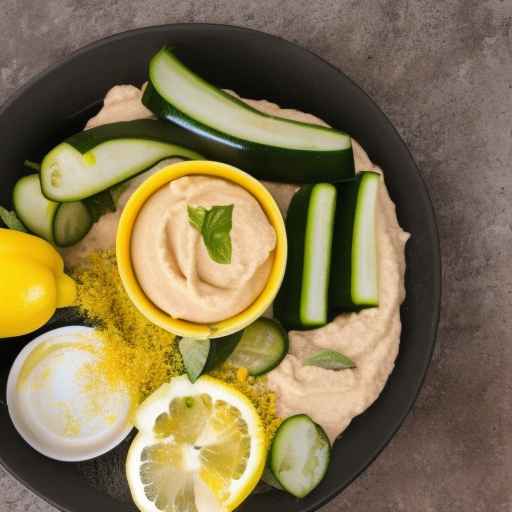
188;204;234;264
0;207;27;232
23;160;41;172
304;349;355;370
179;337;211;383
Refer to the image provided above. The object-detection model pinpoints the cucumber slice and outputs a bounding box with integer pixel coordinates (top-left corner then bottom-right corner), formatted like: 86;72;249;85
53;201;93;247
13;174;93;246
179;337;211;383
274;183;337;329
142;48;355;183
40;119;203;202
13;174;59;242
269;414;331;498
227;318;288;376
330;171;380;310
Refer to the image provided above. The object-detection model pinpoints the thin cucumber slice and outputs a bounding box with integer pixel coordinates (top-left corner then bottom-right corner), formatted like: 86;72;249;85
227;318;288;376
270;414;331;498
330;171;380;310
143;48;355;183
13;174;59;242
40;119;203;202
179;338;211;383
274;183;337;329
53;201;93;247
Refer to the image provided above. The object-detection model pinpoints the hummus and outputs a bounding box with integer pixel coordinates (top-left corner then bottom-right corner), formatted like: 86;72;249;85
130;176;276;323
64;84;409;443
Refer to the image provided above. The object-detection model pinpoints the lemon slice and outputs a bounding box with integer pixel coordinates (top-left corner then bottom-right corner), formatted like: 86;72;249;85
126;375;266;512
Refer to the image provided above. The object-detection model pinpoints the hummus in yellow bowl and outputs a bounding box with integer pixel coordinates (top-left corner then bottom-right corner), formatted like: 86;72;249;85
116;160;287;339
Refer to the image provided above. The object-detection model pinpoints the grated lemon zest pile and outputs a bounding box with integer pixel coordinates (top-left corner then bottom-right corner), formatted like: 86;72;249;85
72;249;280;443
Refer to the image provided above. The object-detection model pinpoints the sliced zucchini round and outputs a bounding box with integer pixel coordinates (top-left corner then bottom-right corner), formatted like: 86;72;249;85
53;201;92;247
13;174;59;243
269;414;331;498
227;318;288;376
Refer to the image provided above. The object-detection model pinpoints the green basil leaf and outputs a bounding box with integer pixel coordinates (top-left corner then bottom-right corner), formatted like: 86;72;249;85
187;204;234;265
202;204;233;234
179;337;211;383
304;349;355;370
188;205;208;232
0;206;27;232
204;230;232;264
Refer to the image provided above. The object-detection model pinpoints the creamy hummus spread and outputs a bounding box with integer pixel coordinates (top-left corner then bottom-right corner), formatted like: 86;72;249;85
131;175;276;323
64;84;409;442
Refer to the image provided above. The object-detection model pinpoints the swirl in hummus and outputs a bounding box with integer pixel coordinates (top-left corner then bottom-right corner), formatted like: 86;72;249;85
62;84;409;443
130;176;276;323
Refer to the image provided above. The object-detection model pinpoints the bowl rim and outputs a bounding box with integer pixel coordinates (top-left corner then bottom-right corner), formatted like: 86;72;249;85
0;23;441;512
116;160;287;339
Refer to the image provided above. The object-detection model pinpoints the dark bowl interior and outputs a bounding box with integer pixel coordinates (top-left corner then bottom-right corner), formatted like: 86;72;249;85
0;24;440;512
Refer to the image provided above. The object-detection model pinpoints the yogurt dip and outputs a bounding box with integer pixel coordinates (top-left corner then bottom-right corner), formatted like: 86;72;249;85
130;175;276;323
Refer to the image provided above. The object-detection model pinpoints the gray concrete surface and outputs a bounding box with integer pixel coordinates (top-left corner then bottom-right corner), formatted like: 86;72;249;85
1;0;511;511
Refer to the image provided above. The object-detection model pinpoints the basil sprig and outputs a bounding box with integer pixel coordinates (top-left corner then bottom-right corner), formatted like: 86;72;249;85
0;207;27;232
304;349;355;370
188;204;234;264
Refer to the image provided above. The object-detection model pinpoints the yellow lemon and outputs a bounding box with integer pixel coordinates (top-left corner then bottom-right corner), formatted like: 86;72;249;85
0;255;57;337
126;375;266;512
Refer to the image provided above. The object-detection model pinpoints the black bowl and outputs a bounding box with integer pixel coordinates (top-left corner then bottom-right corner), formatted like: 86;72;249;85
0;24;440;512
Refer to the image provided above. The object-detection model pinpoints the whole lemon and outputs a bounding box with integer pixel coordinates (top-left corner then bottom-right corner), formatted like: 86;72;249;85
0;255;57;337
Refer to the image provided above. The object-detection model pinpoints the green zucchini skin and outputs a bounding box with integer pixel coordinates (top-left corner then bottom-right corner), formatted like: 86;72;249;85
329;171;380;311
274;184;336;330
142;49;355;184
40;120;203;202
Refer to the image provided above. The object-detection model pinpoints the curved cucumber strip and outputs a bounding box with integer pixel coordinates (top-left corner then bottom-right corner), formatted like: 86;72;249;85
40;120;203;202
330;171;380;309
270;414;330;498
53;201;92;247
227;318;288;376
13;174;93;246
143;48;355;183
13;174;58;242
274;183;337;329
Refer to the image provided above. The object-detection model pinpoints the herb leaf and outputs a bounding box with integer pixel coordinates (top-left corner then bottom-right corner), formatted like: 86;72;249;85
179;337;211;383
0;207;27;232
187;205;208;232
304;349;355;370
188;204;234;264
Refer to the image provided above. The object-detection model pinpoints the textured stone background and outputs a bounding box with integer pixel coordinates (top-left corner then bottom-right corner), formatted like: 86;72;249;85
1;1;511;511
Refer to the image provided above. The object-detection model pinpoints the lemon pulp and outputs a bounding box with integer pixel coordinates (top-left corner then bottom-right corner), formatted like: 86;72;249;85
127;376;265;512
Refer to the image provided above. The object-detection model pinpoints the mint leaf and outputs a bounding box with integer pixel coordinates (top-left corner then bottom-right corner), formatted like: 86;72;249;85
0;207;27;232
188;205;208;232
187;204;234;264
304;350;355;370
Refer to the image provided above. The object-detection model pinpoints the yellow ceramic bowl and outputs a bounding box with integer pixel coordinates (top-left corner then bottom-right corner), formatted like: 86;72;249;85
116;160;287;339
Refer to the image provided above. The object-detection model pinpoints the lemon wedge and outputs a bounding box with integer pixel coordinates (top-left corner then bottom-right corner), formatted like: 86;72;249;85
126;375;266;512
